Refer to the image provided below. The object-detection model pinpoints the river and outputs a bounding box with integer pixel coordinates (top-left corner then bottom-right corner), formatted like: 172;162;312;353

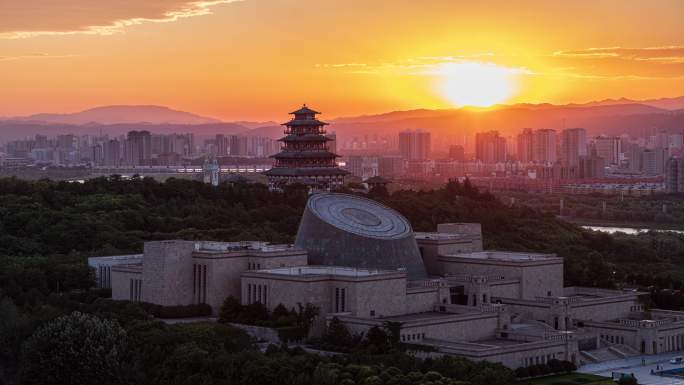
582;226;684;235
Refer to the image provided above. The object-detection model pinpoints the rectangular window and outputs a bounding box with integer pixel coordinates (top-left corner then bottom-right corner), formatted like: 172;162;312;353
202;265;207;304
192;264;197;302
335;288;340;312
263;285;267;305
257;285;262;304
248;284;252;304
341;288;346;312
130;279;134;301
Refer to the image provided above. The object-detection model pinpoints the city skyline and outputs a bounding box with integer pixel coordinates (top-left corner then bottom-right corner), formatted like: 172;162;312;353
1;0;683;120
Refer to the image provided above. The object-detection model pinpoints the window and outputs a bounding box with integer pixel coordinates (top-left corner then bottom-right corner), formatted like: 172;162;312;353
202;265;207;304
335;288;340;312
193;264;207;304
370;310;375;317
129;279;142;302
248;284;252;304
335;287;346;312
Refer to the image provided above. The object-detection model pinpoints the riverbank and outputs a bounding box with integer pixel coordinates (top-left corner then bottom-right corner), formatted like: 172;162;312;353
561;216;684;232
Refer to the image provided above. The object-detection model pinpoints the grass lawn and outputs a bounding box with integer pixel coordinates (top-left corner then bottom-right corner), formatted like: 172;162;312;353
519;372;614;385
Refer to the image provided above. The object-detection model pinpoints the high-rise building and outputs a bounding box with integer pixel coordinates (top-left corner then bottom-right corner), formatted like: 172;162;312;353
104;139;121;166
34;135;49;149
666;157;684;193
560;128;587;167
448;145;465;161
398;129;431;160
56;134;75;150
91;144;104;166
669;134;684;150
215;134;229;156
475;131;507;163
345;156;379;179
264;105;349;189
592;136;621;165
124;131;152;166
378;155;406;177
533;129;557;164
578;152;605;179
516;128;534;163
642;148;667;175
626;143;643;173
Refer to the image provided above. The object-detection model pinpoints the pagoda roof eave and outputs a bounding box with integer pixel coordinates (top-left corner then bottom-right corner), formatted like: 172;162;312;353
278;134;332;142
289;105;321;115
281;119;328;126
263;167;350;177
271;150;341;159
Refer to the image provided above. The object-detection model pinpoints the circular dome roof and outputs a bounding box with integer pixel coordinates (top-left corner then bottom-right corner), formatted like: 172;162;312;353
306;193;412;240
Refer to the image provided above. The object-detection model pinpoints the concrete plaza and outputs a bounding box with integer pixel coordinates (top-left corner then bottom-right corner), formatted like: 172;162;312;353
579;352;684;385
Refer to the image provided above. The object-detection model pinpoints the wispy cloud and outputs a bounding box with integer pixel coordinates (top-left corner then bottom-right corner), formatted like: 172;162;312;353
316;55;532;76
0;1;241;39
554;46;684;64
0;53;78;61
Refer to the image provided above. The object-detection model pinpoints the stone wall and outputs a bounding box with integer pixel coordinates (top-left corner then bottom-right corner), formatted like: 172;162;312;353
142;240;195;306
111;269;142;301
201;253;307;315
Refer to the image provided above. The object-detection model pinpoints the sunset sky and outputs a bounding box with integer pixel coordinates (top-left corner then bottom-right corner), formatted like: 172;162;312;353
1;0;683;120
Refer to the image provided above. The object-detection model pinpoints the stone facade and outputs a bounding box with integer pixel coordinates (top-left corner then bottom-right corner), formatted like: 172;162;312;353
94;193;684;370
108;240;308;313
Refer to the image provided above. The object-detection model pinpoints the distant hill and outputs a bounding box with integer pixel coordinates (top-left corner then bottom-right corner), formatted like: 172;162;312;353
1;97;683;143
574;96;684;110
11;105;222;125
329;102;681;142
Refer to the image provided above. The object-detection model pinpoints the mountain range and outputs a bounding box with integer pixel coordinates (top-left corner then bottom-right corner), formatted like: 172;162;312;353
1;97;683;143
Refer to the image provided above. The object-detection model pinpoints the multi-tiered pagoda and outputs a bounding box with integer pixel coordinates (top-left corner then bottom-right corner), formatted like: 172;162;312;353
264;105;348;190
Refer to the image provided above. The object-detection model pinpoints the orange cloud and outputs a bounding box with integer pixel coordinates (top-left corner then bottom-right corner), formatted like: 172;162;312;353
0;0;240;39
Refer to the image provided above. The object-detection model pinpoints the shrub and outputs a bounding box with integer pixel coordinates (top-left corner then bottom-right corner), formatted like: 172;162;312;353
151;303;212;319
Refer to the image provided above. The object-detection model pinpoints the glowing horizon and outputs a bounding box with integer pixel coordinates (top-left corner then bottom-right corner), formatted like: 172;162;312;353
1;0;683;121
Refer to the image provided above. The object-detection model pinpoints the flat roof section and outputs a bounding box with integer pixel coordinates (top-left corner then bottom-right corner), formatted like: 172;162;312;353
443;251;560;263
414;232;478;240
256;265;404;278
194;241;298;253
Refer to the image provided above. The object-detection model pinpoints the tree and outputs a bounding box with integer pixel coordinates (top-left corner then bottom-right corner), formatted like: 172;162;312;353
294;302;320;337
323;317;353;347
272;303;290;320
218;295;242;323
617;374;638;385
19;311;128;385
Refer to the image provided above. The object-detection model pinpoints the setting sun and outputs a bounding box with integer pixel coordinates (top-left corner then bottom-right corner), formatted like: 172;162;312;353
436;62;524;107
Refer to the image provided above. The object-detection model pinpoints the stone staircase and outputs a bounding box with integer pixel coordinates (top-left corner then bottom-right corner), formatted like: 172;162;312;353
608;344;640;358
580;347;623;363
